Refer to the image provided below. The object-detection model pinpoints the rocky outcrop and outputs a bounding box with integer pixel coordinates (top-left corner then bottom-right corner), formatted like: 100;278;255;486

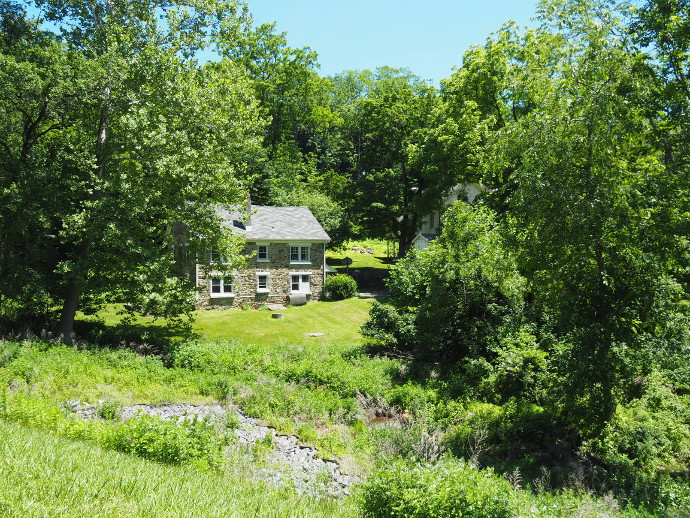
71;401;354;498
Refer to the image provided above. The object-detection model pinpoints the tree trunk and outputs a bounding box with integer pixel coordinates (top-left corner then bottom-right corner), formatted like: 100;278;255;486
57;240;91;344
57;84;109;344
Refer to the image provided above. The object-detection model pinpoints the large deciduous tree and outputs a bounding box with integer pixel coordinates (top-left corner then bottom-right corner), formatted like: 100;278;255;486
491;0;689;432
0;1;265;341
361;202;526;364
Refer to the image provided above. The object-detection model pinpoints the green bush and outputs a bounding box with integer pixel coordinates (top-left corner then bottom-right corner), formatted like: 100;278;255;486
359;457;513;518
325;274;358;300
362;204;526;360
96;399;123;420
360;301;416;349
105;413;224;469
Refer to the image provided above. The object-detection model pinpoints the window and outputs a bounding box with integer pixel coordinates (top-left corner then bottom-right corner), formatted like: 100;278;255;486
210;248;228;264
210;276;233;297
256;273;269;292
257;244;269;262
291;274;310;293
290;245;310;263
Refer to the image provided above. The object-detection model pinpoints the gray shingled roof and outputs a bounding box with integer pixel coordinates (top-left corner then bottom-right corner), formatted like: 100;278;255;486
216;205;330;242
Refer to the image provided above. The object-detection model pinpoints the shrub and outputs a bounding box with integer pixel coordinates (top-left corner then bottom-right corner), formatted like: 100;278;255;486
359;457;513;518
96;400;123;420
360;301;416;349
325;274;358;300
104;413;224;469
362;203;525;360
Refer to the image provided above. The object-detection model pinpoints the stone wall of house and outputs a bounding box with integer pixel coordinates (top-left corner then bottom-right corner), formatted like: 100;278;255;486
197;242;326;309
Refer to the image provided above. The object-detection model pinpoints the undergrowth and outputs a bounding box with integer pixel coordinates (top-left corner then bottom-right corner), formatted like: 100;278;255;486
1;338;688;517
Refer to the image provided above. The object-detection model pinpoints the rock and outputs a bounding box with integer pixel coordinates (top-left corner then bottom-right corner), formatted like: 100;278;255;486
70;402;355;498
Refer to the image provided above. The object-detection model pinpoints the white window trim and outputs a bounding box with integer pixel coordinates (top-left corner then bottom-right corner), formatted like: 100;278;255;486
209;275;234;298
256;242;269;262
256;272;270;293
289;272;312;294
289;243;311;264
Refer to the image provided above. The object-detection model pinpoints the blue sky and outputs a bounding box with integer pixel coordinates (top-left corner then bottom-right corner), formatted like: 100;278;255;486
245;0;539;85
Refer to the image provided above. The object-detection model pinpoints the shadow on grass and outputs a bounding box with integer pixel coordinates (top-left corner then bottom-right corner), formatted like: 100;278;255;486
73;318;199;358
374;256;397;265
327;266;390;292
326;256;396;267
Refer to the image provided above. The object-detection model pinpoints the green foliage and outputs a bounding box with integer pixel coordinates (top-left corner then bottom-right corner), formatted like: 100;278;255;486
0;389;224;470
359;457;513;518
588;376;690;509
96;399;122;421
361;301;417;349
325;274;358;300
0;420;354;517
0;0;265;340
363;203;526;361
105;414;224;469
488;327;548;404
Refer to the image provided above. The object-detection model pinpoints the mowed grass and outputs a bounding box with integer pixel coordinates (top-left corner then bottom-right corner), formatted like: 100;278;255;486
326;239;395;271
88;297;374;347
195;297;373;345
0;420;355;518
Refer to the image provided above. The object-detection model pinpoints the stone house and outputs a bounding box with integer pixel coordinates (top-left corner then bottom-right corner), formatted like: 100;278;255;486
196;205;331;308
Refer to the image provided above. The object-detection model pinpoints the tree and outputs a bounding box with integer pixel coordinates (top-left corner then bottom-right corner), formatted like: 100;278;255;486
362;202;525;362
631;0;690;290
491;0;689;432
328;67;440;251
0;1;265;341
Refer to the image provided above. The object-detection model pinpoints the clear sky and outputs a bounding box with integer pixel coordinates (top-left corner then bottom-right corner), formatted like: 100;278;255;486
245;0;539;85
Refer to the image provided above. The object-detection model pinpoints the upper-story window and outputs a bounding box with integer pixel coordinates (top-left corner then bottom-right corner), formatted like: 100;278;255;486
257;244;269;262
210;248;229;264
290;245;310;263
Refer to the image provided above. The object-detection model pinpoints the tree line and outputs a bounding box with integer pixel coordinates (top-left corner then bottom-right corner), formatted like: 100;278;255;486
1;0;689;355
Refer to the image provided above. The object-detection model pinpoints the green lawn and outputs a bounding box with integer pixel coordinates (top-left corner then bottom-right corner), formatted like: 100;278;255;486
87;296;374;347
194;297;373;346
326;239;396;271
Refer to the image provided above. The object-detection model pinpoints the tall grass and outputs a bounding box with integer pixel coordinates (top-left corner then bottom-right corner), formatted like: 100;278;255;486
0;420;355;518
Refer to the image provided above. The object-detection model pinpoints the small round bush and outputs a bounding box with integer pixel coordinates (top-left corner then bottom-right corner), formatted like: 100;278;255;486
325;274;358;300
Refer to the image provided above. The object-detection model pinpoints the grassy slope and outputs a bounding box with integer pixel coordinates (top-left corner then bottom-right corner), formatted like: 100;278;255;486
0;420;354;518
5;293;667;516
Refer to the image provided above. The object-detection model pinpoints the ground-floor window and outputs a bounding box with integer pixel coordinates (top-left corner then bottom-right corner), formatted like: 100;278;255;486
291;274;310;293
257;273;270;292
210;276;233;297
